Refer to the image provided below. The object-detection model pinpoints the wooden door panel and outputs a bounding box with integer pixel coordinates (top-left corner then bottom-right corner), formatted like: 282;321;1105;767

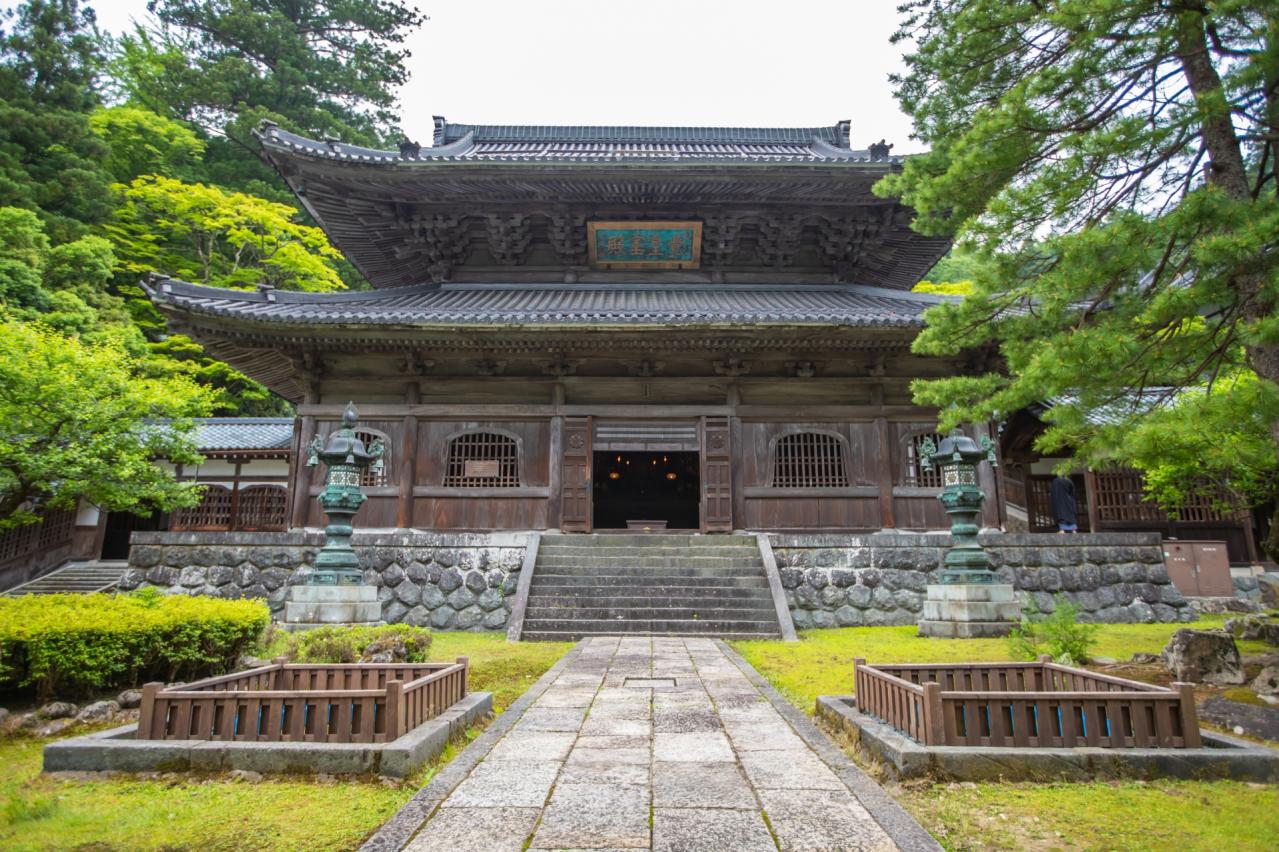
561;416;592;532
701;416;733;532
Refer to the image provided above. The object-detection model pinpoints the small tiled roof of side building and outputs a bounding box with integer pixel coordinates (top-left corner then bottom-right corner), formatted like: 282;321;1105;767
190;418;294;451
145;278;946;329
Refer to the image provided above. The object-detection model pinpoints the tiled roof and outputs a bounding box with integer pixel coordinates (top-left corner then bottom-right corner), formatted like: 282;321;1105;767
191;418;293;451
257;119;898;164
146;279;944;329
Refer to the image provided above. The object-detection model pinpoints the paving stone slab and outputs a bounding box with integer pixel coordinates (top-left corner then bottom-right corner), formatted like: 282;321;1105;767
516;707;590;732
759;788;894;852
652;731;735;763
738;748;847;790
652;761;757;809
443;759;561;808
531;782;651;849
652;808;775;852
486;731;577;763
405;807;541;852
653;708;723;733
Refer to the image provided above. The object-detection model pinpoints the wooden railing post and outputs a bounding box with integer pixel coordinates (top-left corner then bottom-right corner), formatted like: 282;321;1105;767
853;658;866;712
138;682;162;739
1173;682;1202;748
386;680;404;741
457;656;469;697
272;656;289;690
921;682;944;746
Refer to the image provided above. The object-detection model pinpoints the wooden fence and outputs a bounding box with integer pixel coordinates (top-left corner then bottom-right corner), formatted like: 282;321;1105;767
137;658;468;744
854;658;1201;749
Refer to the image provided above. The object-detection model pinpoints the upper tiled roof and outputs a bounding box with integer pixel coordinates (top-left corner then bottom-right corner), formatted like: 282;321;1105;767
258;118;899;164
192;418;294;451
146;278;943;329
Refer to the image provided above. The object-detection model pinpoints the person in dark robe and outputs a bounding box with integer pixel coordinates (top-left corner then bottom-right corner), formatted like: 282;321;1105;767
1049;474;1078;533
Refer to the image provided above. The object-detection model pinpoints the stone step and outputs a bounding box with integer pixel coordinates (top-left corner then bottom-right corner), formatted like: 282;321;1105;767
538;545;760;558
541;535;757;547
535;566;767;581
5;562;128;596
525;605;776;621
521;616;782;635
528;588;775;604
521;629;779;641
536;555;763;569
529;575;770;590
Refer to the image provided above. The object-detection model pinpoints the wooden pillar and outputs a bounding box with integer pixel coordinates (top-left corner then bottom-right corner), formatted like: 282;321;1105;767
289;376;320;530
396;381;419;529
975;421;1000;529
548;382;565;530
875;416;895;529
1084;469;1102;532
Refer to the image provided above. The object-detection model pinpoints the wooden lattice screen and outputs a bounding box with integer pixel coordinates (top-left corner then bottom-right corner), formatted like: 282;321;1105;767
234;485;289;531
1093;468;1234;524
443;432;520;487
1026;475;1091;532
0;508;74;564
354;430;389;487
171;485;234;530
901;432;944;488
771;432;850;487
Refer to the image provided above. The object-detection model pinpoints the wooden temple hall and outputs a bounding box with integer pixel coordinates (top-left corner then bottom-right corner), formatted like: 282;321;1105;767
139;120;1042;539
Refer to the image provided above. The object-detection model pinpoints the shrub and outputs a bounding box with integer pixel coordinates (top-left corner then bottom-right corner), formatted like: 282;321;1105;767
287;624;432;664
1008;594;1099;665
0;592;270;699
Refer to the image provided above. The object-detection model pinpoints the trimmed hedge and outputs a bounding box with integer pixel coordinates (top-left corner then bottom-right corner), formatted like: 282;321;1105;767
0;591;270;699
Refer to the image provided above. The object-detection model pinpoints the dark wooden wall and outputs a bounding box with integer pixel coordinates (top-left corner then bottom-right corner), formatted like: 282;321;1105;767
291;407;990;534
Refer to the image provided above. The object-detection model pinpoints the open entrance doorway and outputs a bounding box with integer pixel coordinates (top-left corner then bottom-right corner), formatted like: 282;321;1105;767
592;451;700;530
101;510;166;560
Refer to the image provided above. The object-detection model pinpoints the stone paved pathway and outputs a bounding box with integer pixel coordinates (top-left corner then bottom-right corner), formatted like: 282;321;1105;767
395;636;936;852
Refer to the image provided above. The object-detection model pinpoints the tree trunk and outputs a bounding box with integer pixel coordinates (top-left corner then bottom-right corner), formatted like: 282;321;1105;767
1174;8;1279;454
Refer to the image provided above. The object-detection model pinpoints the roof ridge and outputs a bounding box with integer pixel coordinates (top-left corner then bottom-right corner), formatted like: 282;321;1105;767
432;117;852;148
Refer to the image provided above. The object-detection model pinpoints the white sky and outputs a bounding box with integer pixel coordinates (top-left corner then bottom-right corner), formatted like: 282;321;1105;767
76;0;922;152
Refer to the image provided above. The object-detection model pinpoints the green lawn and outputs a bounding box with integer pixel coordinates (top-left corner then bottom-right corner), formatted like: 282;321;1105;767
0;634;572;852
733;618;1279;852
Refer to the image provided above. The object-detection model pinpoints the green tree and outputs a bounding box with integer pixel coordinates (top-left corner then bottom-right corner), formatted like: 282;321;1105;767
0;317;213;529
0;0;113;240
878;2;1279;530
113;0;426;197
89;104;206;183
109;175;345;292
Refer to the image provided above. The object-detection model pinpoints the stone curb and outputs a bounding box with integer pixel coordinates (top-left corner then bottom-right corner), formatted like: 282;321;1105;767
358;639;587;852
42;692;492;778
715;640;943;852
818;694;1279;783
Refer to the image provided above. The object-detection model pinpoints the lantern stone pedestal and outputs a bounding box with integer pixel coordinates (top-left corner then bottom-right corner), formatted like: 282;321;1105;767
281;402;387;631
918;583;1020;638
283;585;383;630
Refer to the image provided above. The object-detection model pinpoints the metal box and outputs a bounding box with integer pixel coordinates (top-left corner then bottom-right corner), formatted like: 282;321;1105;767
1163;540;1233;597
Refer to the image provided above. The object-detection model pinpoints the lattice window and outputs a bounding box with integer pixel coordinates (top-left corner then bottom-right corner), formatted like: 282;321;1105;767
443;432;520;487
901;431;944;488
771;432;850;488
235;485;289;531
354;429;389;487
0;508;73;563
170;485;234;531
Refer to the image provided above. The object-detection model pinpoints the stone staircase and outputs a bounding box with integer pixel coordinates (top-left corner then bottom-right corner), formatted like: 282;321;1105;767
5;561;129;595
520;534;781;641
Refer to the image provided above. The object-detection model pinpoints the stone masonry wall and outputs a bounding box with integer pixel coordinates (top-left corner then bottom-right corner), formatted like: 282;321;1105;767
120;531;528;631
770;532;1193;629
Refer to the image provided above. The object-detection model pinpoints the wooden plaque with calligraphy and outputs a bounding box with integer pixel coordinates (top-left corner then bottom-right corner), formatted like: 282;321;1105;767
463;459;501;479
587;221;701;269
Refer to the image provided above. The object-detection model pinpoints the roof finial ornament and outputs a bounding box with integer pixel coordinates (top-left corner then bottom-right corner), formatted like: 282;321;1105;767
398;139;421;159
868;139;895;162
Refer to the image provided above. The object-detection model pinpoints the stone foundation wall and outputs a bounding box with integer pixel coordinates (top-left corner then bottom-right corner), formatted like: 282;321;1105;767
769;532;1193;629
119;531;529;631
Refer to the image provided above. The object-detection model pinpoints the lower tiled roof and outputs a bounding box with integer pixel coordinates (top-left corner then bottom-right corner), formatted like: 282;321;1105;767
147;279;943;329
192;418;294;451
